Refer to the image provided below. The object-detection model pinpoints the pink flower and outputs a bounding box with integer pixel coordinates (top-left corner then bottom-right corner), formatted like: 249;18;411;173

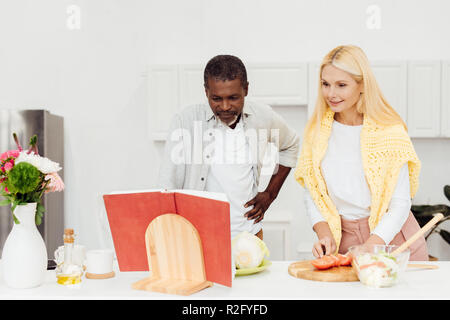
4;186;9;194
0;149;20;161
44;172;65;193
9;150;19;158
4;161;13;171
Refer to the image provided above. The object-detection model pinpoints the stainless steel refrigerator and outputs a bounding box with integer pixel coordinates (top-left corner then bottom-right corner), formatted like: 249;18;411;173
0;110;64;259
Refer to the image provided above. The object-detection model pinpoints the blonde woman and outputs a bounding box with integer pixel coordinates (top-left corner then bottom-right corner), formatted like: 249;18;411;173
295;45;428;261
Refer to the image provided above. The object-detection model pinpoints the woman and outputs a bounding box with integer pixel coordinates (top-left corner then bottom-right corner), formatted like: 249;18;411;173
294;45;428;261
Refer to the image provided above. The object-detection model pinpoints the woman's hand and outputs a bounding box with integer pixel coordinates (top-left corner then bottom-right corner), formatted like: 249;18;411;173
312;236;337;258
312;221;337;258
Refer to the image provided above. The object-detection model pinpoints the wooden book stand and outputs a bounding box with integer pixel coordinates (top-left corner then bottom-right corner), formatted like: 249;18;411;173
132;213;213;295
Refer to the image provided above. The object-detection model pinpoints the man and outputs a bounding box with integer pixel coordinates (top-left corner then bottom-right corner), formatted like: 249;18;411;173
158;55;299;240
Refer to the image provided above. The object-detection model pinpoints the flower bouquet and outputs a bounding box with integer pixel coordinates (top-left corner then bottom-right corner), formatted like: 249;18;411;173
0;132;64;225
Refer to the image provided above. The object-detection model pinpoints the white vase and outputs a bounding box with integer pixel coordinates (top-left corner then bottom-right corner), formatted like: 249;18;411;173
1;202;48;288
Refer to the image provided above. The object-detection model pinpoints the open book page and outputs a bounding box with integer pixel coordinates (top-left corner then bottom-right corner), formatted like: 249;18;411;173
108;188;229;203
171;189;228;203
108;188;163;195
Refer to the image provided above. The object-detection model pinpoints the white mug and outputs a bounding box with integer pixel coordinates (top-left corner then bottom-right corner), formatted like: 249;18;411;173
86;249;114;275
54;244;86;266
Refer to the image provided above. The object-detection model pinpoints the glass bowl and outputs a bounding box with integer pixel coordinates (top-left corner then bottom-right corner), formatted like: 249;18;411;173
348;244;410;288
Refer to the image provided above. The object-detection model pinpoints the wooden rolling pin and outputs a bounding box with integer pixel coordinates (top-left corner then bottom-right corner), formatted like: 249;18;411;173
391;213;444;256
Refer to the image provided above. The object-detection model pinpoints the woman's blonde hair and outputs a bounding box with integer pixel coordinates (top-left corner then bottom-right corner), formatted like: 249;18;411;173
304;45;406;137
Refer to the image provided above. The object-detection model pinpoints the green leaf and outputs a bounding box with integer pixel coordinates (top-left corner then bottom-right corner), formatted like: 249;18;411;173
35;203;45;226
35;212;42;225
11;201;18;212
10;200;21;224
0;189;9;197
29;135;37;146
37;203;45;213
0;199;11;206
12;213;20;224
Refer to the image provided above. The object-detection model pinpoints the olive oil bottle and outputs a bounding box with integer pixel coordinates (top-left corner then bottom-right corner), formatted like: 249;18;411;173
55;228;83;285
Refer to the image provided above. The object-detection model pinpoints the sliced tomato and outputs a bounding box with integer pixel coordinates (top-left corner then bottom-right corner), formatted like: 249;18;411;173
337;254;352;266
311;255;337;270
329;254;340;267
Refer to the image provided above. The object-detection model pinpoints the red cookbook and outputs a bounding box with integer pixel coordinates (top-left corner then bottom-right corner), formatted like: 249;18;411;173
103;189;232;287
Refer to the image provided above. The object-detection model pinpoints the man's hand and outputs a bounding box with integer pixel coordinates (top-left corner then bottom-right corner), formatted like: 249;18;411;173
243;165;292;224
244;191;276;223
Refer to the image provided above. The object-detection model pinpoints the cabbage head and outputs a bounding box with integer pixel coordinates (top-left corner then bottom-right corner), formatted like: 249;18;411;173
232;231;270;269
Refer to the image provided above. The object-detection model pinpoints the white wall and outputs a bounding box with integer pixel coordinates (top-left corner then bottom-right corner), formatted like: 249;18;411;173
0;0;449;259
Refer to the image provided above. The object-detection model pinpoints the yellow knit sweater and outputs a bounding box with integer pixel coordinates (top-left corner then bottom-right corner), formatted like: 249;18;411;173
294;109;421;251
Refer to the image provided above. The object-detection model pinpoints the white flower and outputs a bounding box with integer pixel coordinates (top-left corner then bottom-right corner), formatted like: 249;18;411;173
15;151;62;174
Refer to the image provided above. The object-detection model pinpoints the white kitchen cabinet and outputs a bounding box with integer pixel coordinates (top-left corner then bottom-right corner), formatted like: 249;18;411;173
407;61;441;137
178;63;309;108
263;210;292;260
148;63;308;141
178;65;207;108
371;61;408;122
247;63;308;106
148;60;448;141
441;61;450;137
147;65;179;140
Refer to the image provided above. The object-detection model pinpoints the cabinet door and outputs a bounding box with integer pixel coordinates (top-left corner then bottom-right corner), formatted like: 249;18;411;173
147;65;178;140
407;61;441;137
263;210;293;260
371;61;407;123
178;65;207;108
247;63;308;106
442;61;450;137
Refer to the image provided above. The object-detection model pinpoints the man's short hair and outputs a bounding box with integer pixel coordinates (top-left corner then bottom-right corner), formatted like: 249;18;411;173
203;55;248;88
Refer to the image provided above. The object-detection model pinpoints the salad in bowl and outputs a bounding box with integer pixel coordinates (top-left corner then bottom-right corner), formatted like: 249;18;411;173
348;244;410;288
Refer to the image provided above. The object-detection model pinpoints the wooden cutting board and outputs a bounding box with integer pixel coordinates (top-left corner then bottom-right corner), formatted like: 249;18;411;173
288;260;359;282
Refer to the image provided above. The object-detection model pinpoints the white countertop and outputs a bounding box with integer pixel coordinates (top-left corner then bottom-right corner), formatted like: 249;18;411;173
1;260;449;300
